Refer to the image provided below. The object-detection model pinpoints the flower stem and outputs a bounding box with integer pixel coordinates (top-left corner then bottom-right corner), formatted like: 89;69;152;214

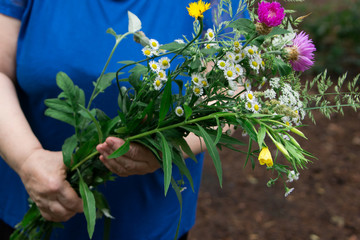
72;112;238;171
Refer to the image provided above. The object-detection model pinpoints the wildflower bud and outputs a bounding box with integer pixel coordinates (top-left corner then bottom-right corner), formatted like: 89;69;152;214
290;127;307;139
133;31;150;47
288;135;301;149
274;141;290;159
258;147;273;167
255;22;273;35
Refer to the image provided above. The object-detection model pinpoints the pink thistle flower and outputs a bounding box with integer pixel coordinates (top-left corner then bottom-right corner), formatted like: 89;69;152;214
286;31;316;72
258;1;285;27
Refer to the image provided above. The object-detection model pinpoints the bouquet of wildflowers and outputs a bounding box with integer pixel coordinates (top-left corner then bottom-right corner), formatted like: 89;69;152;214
11;0;360;239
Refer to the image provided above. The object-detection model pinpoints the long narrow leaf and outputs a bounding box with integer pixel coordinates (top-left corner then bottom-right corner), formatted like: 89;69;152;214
78;170;96;239
158;132;172;195
158;79;172;125
196;124;222;187
108;139;130;159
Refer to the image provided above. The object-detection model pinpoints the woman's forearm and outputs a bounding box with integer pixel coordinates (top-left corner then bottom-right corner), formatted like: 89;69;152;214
0;72;43;173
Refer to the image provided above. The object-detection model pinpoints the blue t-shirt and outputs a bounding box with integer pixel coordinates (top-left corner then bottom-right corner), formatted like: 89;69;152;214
0;0;248;239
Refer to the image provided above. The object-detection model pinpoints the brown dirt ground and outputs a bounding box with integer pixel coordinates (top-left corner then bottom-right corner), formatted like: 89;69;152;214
190;108;360;240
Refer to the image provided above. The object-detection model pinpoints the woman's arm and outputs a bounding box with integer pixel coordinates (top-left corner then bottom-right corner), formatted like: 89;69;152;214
0;14;82;222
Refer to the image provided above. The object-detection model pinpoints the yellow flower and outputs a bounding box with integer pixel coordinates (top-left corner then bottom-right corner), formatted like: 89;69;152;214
258;147;273;167
187;0;211;20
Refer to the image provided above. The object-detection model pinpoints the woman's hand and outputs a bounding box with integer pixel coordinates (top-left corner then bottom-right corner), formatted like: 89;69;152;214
18;148;83;222
96;137;161;177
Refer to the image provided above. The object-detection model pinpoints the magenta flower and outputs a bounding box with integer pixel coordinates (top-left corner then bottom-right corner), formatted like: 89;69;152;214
286;31;316;72
258;1;285;27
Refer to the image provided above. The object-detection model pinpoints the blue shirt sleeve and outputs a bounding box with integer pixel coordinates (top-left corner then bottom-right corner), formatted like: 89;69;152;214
0;0;27;20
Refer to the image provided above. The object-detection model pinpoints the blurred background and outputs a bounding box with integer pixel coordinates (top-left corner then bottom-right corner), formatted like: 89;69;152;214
190;1;360;239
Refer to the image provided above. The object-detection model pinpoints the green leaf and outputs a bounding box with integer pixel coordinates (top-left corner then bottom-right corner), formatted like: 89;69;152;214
78;170;96;239
196;124;222;187
170;178;183;240
160;42;185;51
227;18;255;33
62;135;77;168
214;116;222;145
44;109;75;126
257;125;266;149
118;60;137;65
158;79;172;125
106;28;118;38
267;27;290;38
78;105;103;142
183;104;192;121
172;149;194;192
172;137;197;162
273;58;292;76
56;72;75;95
158;132;172;195
95;72;117;93
108;139;130;159
93;190;114;219
44;98;73;113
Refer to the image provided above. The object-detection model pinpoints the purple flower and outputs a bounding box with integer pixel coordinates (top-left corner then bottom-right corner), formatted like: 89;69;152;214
286;31;316;72
258;1;285;27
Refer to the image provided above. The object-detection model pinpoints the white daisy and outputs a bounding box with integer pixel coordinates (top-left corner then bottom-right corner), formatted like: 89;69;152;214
226;52;236;62
245;91;255;102
234;64;244;76
244;80;252;91
191;73;203;86
245;101;253;111
249;55;261;73
233;53;243;63
282;116;292;127
244;45;258;59
158;57;170;70
175;106;184;117
142;46;153;58
193;85;203;96
224;67;237;81
157;70;167;81
153;78;163;90
252;102;261;113
149;60;160;72
206;28;215;41
200;78;209;88
217;60;228;70
149;39;160;50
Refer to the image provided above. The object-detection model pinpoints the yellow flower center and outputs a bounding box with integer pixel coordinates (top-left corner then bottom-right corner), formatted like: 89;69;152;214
144;50;151;56
248;49;254;55
227;70;233;77
247;102;252;109
206;44;211;49
234;41;240;48
201;80;207;87
155;80;161;87
151;42;158;47
247;93;253;100
194;87;201;94
252;61;258;67
209;32;214;38
159;72;165;78
285;121;290;126
254;104;259;111
193;77;199;83
152;64;158;70
162;60;169;66
177;108;183;115
220;62;225;67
